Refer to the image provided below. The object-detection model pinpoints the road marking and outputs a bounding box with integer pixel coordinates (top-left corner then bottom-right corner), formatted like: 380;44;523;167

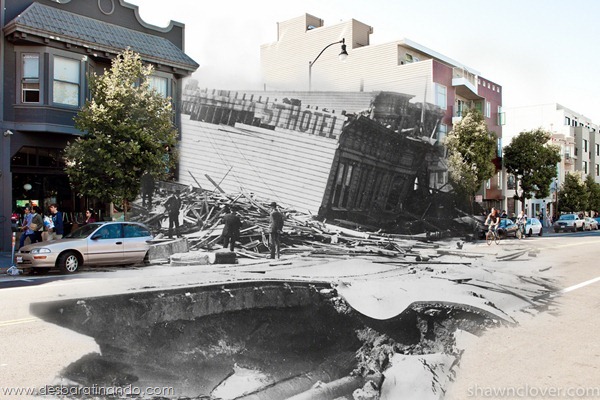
0;317;38;327
560;276;600;294
533;275;600;301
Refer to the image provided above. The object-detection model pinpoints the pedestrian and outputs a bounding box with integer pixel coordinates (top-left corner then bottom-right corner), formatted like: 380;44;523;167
83;208;97;225
19;206;35;248
141;172;155;209
221;206;241;251
268;202;284;259
48;203;64;240
30;206;44;244
516;210;527;237
164;190;182;238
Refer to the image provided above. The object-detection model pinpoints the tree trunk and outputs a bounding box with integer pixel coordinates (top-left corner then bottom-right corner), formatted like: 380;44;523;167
122;199;128;221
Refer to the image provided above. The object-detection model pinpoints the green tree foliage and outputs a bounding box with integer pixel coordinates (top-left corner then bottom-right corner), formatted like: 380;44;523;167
446;109;497;208
584;174;600;213
558;173;588;213
64;49;178;209
503;129;561;211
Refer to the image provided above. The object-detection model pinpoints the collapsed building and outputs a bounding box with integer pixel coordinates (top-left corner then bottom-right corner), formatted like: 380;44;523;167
178;86;452;231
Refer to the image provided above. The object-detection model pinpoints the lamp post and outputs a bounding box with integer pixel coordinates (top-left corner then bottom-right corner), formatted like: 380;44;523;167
308;38;348;92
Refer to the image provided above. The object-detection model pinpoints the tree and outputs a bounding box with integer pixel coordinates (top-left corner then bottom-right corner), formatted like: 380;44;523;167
584;174;600;213
558;173;588;213
64;49;178;216
503;128;561;211
445;109;497;211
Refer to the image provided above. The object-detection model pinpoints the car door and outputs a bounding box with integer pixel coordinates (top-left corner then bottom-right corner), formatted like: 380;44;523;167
122;223;152;263
86;224;124;265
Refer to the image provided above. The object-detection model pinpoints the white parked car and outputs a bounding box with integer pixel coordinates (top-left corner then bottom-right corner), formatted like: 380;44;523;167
553;214;584;232
585;217;599;231
524;217;543;236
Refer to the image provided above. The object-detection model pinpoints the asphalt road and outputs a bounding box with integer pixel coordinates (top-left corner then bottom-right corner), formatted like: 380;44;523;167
1;229;599;399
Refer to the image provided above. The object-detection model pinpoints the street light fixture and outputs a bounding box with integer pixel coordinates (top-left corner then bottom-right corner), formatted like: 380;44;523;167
308;38;348;92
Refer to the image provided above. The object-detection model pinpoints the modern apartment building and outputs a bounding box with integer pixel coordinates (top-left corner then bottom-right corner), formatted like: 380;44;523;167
261;14;504;210
503;103;599;218
0;0;198;251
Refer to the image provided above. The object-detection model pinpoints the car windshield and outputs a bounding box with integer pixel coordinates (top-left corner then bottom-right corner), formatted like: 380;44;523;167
558;215;574;220
64;223;103;239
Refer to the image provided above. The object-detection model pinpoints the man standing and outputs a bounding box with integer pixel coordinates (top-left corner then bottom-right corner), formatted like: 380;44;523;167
48;204;64;240
268;202;284;259
19;206;35;248
141;172;155;209
221;206;241;251
164;190;182;238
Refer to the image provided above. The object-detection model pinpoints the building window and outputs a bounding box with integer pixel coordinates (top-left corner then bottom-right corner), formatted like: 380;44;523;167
507;174;516;190
485;101;491;118
583;161;588;174
596;144;599;156
596;164;599;177
485;179;491;189
22;53;40;103
436;123;447;143
148;75;168;97
497;106;505;125
584;139;588;153
53;56;80;106
435;84;447;110
497;172;502;190
565;116;570;125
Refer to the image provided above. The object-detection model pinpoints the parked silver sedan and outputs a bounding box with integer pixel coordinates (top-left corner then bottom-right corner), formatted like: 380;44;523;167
16;222;153;274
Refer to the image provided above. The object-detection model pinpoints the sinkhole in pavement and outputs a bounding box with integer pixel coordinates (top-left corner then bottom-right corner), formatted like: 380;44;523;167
31;281;495;399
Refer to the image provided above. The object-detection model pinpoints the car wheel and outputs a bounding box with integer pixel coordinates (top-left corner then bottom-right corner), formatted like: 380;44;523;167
57;251;80;274
538;228;543;236
527;229;533;237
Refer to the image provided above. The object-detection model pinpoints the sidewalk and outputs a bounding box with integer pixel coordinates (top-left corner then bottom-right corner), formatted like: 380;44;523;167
0;251;15;273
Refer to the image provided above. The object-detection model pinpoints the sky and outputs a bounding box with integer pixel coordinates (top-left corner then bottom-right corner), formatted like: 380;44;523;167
127;0;600;123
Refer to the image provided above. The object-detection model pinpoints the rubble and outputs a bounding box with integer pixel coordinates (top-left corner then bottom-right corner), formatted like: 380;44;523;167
130;182;476;263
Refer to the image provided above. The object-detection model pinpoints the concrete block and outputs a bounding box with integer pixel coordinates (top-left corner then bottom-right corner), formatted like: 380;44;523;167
147;238;189;263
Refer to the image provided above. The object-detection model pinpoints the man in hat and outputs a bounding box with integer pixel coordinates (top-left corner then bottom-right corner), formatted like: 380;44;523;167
164;190;182;238
268;202;284;259
221;206;241;251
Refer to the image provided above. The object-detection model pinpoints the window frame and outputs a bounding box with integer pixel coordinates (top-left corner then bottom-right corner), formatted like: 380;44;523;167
51;53;83;107
21;53;41;103
435;84;447;110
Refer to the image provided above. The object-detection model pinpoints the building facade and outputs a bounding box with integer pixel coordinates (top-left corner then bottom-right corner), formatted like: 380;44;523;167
0;0;197;252
179;87;444;226
503;103;599;219
260;14;504;210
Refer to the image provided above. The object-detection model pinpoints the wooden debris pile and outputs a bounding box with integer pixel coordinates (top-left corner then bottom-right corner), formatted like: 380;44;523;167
130;184;450;259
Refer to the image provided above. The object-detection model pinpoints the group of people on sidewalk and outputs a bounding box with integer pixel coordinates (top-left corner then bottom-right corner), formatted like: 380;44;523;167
17;204;97;249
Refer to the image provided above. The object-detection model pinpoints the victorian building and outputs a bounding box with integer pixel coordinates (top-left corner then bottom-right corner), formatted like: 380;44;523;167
0;0;198;251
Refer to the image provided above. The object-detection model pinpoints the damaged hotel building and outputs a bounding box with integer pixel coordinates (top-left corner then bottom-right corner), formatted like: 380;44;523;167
178;13;503;224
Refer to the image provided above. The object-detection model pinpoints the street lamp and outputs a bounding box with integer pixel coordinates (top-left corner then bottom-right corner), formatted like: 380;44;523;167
308;38;348;92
